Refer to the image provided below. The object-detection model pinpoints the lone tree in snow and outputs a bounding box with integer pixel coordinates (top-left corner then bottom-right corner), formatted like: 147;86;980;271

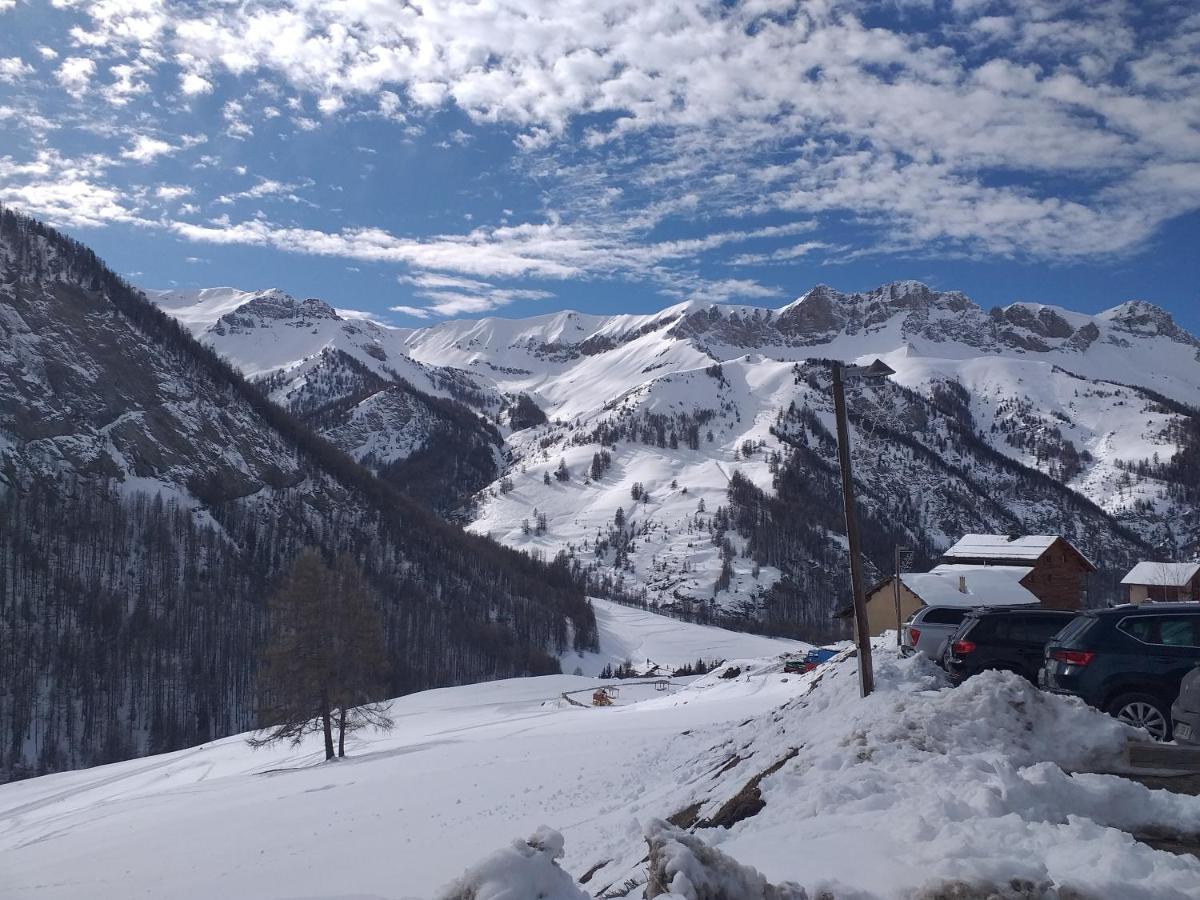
250;550;393;760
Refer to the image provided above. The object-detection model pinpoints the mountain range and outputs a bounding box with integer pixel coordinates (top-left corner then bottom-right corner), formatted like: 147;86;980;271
151;278;1200;637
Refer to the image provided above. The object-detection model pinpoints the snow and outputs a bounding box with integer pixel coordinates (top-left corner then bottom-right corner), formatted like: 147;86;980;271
563;597;809;675
147;281;1200;611
434;826;587;900
943;533;1061;561
1121;561;1200;586
143;286;258;334
901;564;1038;608
4;632;1199;900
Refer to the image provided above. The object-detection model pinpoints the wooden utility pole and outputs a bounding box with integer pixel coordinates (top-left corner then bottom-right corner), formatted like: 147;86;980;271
892;546;914;646
832;362;874;697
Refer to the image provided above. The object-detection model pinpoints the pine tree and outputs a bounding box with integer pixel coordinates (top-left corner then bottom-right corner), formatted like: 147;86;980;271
250;551;393;760
328;554;394;757
249;550;339;759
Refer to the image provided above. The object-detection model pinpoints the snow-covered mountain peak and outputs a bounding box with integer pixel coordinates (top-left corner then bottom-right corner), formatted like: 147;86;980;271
210;290;340;335
1099;299;1199;346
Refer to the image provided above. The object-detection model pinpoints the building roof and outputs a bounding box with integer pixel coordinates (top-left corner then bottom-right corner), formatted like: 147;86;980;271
899;564;1038;609
943;533;1095;570
943;534;1056;560
1120;561;1200;587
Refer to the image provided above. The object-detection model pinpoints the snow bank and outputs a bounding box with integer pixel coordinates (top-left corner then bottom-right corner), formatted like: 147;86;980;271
685;650;1200;899
435;826;587;900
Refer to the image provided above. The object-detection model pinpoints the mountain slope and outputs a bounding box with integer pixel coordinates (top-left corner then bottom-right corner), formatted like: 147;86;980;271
0;207;594;781
149;287;505;516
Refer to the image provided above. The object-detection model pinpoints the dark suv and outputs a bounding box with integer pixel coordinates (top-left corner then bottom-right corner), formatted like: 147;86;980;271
940;608;1077;684
1042;604;1200;741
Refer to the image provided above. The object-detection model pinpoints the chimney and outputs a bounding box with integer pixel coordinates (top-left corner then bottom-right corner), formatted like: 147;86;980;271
958;575;968;594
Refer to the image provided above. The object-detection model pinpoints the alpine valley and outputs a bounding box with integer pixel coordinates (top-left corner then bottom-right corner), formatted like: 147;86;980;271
5;206;1199;782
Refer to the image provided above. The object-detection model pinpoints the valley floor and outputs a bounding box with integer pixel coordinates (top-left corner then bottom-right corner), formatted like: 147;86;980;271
2;606;1199;899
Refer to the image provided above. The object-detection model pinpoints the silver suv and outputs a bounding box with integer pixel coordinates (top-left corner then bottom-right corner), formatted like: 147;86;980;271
1171;664;1200;745
903;606;970;659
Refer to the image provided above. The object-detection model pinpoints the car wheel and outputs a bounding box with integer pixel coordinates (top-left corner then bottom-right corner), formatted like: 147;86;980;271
1108;692;1171;742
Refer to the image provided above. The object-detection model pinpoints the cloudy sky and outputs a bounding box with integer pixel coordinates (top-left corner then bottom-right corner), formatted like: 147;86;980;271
1;0;1198;329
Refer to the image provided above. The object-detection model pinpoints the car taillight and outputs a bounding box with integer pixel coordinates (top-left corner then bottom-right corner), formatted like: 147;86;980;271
1050;649;1095;666
951;640;976;655
908;627;921;644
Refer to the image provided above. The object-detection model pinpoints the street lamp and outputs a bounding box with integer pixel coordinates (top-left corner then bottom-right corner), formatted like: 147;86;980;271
831;358;896;698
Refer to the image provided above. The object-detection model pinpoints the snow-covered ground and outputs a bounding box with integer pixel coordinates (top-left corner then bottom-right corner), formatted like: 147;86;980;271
564;597;809;676
4;633;1198;899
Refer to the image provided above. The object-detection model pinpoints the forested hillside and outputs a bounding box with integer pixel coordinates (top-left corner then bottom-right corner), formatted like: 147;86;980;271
0;207;595;781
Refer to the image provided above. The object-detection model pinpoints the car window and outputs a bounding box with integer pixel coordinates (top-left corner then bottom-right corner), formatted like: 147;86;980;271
949;618;979;641
1119;617;1158;643
1025;615;1075;642
1158;617;1200;648
1118;615;1200;648
1053;616;1096;645
963;618;992;640
921;608;966;625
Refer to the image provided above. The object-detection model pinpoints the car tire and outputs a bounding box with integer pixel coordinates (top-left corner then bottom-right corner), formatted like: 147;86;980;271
1107;692;1172;742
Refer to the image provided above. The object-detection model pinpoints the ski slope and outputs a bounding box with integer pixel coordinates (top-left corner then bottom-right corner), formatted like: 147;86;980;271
4;642;1199;899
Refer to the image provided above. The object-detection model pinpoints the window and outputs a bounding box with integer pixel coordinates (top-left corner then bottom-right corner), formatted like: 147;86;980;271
1118;615;1200;648
1026;615;1075;642
1053;616;1096;645
921;608;966;625
1002;615;1074;642
1159;617;1199;648
1119;617;1157;643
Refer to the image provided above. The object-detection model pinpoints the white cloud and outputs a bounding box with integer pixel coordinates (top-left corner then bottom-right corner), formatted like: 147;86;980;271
0;57;33;82
103;61;151;105
180;71;212;95
37;46;58;60
389;305;432;319
55;56;95;97
0;153;138;228
222;99;253;138
121;134;175;163
4;0;1199;278
155;184;191;200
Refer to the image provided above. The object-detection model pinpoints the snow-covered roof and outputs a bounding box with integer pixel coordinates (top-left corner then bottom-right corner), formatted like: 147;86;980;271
943;534;1056;560
942;534;1094;568
900;564;1038;608
1121;561;1200;587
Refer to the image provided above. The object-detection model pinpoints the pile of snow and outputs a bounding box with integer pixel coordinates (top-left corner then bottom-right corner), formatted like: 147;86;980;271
434;826;585;900
449;648;1200;899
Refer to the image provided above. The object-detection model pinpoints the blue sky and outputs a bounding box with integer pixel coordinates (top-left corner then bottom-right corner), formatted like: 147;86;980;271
1;0;1198;334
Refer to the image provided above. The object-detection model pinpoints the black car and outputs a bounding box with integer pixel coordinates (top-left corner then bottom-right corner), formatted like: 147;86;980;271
1042;603;1200;741
940;608;1077;684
